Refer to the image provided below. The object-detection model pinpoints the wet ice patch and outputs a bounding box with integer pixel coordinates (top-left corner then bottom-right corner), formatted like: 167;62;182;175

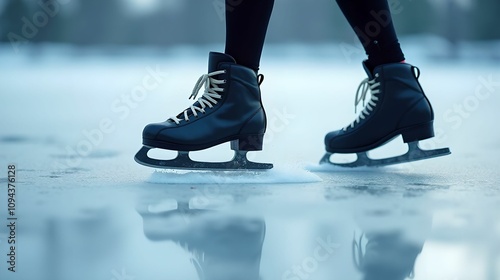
146;165;322;184
51;149;120;159
0;135;31;143
305;162;397;172
87;149;120;159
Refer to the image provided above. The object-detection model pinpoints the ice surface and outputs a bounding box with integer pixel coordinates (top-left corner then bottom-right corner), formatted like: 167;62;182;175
0;42;499;280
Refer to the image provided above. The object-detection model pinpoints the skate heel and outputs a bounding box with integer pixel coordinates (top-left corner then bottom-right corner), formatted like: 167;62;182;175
402;121;434;143
230;134;264;151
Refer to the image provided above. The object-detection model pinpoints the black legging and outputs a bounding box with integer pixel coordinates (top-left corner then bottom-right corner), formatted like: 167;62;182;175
224;0;405;72
225;0;275;72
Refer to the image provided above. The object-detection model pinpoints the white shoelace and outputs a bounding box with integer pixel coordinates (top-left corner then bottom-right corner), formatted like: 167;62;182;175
170;70;226;124
343;73;381;131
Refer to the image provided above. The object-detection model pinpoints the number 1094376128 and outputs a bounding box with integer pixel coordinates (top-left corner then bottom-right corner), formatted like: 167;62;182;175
7;165;16;216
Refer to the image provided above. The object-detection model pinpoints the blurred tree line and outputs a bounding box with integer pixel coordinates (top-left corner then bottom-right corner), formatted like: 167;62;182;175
0;0;499;47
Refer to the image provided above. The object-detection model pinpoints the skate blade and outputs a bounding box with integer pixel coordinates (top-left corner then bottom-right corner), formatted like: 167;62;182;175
135;146;273;171
320;141;451;168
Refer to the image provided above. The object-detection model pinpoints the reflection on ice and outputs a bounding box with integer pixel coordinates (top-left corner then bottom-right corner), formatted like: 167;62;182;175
138;204;265;280
352;231;424;280
0;180;498;280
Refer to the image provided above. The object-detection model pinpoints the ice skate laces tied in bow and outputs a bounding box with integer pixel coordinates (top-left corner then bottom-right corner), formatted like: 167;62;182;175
343;73;380;131
170;70;226;124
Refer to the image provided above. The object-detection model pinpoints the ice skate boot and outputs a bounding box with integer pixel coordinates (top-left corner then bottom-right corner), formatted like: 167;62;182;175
321;61;450;167
135;52;272;170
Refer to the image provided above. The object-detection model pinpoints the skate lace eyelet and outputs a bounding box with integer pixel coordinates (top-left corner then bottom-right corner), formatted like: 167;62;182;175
342;75;382;130
169;69;226;125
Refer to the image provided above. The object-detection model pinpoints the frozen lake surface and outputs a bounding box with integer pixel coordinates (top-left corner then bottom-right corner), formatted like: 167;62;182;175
0;43;499;280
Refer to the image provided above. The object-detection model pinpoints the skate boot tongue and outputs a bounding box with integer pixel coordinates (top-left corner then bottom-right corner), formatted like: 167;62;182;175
362;60;375;80
208;52;237;73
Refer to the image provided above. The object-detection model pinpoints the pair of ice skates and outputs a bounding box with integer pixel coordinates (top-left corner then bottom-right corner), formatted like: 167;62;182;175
135;52;450;170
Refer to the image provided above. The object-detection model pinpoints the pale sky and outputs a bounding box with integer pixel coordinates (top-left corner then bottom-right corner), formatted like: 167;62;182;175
124;0;160;14
124;0;184;14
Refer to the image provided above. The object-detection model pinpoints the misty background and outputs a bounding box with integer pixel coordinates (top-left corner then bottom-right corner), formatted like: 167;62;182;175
0;0;499;56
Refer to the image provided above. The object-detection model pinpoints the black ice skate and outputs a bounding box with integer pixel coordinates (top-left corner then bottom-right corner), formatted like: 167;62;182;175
135;52;273;170
321;62;450;167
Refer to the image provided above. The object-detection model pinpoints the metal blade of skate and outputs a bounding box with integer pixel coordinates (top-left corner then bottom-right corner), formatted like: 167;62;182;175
135;146;273;170
320;141;451;168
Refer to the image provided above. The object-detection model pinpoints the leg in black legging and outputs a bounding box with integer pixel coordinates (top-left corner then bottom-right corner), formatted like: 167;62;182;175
336;0;405;71
225;0;275;72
